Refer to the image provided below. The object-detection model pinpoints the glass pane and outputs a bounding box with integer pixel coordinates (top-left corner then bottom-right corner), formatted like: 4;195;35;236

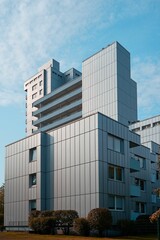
135;202;139;212
30;148;37;161
32;174;36;185
116;196;124;210
141;203;145;213
140;180;144;191
108;195;115;209
116;167;123;181
116;196;123;210
108;166;114;179
120;140;124;153
30;200;36;211
114;138;120;152
108;135;113;150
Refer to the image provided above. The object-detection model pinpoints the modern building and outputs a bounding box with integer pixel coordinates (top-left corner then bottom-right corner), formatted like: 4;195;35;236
130;115;160;146
24;59;81;135
4;42;160;230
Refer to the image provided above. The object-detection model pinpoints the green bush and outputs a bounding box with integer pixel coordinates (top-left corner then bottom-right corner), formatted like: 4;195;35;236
87;208;112;237
0;214;4;225
29;210;41;218
53;210;79;235
40;210;54;217
29;217;56;234
117;219;135;235
135;214;156;234
53;210;79;225
73;217;90;236
29;217;41;233
29;209;79;235
40;217;56;234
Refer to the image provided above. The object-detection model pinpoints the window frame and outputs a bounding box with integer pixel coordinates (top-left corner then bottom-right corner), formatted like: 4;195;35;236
32;84;37;91
108;195;125;211
134;155;146;169
108;165;124;182
135;202;146;213
29;147;37;162
108;134;124;154
29;200;36;211
29;173;37;187
135;178;146;191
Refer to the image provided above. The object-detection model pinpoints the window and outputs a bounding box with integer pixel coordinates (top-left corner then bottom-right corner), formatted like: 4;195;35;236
32;93;37;99
134;155;146;169
139;158;146;169
153;121;160;127
39;89;42;95
39;80;42;86
108;165;124;181
108;134;124;153
142;124;151;130
108;195;124;211
135;178;145;191
29;147;37;162
135;202;146;213
38;74;42;78
29;173;36;187
29;200;36;211
32;84;37;91
132;127;140;132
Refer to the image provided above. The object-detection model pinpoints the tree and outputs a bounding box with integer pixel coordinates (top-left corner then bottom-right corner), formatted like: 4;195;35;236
87;208;112;237
0;184;4;214
0;183;4;226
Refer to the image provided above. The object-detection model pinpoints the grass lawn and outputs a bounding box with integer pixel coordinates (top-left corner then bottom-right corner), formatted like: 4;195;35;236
0;232;157;240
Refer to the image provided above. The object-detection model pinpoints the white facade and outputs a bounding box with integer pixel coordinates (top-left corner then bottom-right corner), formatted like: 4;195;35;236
4;42;160;230
130;115;160;146
82;42;137;125
24;59;81;135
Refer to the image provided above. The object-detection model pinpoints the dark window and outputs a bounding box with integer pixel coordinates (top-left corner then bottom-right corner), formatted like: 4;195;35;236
108;165;124;181
135;178;145;191
108;134;124;153
29;173;36;187
108;195;124;211
29;200;36;211
29;148;37;162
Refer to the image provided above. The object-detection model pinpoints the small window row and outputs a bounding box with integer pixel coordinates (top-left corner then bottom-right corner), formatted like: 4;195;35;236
32;89;43;99
132;120;160;132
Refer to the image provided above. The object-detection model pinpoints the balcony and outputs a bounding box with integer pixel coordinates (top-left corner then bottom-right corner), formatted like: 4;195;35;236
130;211;140;221
151;194;157;203
33;99;82;127
130;184;140;197
151;173;156;183
33;88;82;116
130;157;140;172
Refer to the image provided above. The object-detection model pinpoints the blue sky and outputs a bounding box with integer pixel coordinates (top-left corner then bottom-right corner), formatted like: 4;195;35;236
0;0;160;186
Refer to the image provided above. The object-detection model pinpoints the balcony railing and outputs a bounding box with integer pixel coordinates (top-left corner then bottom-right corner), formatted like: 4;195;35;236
130;184;141;197
130;157;140;172
130;211;140;221
151;173;156;183
151;194;157;203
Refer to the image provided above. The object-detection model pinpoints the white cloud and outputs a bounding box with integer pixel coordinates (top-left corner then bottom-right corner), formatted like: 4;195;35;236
0;89;24;106
0;0;158;107
132;57;160;119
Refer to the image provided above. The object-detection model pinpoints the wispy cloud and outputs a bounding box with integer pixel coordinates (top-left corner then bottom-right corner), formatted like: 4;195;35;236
132;57;160;119
0;0;159;108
